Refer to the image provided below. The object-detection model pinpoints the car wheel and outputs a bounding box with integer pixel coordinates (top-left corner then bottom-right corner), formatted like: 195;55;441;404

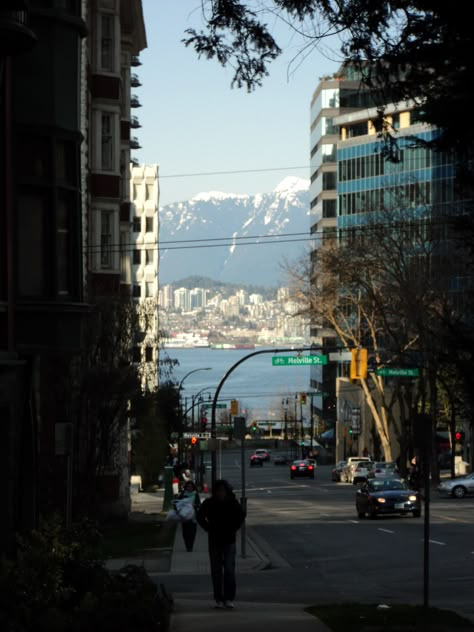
452;485;467;499
357;511;366;519
368;505;377;520
413;510;421;518
310;474;315;479
290;475;294;480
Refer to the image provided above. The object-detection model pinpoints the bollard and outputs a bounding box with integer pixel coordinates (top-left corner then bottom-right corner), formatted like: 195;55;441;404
162;466;174;512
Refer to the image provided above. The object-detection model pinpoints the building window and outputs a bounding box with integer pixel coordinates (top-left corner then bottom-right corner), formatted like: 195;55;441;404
132;346;141;363
100;14;114;71
133;249;141;265
100;211;113;269
18;193;45;297
132;284;141;298
133;216;141;232
101;113;113;170
57;194;71;294
146;282;154;297
145;183;154;201
145;249;153;265
322;199;337;218
120;231;130;283
145;217;153;232
322;171;337;191
145;347;153;362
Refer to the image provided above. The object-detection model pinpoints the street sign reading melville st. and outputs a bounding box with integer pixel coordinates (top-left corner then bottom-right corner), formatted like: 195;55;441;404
272;355;328;366
376;367;420;377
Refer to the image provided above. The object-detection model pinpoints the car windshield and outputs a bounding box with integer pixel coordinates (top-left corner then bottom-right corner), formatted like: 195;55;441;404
375;462;396;469
292;460;309;465
368;479;407;491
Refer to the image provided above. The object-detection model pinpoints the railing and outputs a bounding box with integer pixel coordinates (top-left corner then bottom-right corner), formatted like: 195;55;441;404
130;137;141;150
131;55;142;66
130;116;142;129
130;73;142;87
130;95;142;108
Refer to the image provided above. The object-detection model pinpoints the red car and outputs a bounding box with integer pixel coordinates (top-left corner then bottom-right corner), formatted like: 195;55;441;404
250;455;264;467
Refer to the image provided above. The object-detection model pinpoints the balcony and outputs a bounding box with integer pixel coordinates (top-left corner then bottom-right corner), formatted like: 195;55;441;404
130;116;142;129
130;137;141;150
130;73;142;88
130;95;142;108
131;55;142;67
131;157;139;167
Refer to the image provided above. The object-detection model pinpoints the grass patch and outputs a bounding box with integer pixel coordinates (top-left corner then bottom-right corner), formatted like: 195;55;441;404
100;520;176;559
307;603;474;631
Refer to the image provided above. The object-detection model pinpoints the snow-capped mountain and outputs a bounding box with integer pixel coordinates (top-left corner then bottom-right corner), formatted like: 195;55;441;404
159;176;310;286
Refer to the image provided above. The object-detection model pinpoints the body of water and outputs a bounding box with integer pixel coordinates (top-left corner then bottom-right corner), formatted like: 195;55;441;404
166;348;311;421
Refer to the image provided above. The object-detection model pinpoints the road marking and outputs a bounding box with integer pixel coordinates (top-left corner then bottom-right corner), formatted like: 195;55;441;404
349;520;359;524
378;528;395;534
423;539;447;546
432;513;470;524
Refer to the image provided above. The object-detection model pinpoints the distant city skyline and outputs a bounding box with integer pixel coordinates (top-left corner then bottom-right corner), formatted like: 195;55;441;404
136;1;340;206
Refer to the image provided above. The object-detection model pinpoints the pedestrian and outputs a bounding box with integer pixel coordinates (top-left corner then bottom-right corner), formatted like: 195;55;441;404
197;479;246;610
177;480;201;552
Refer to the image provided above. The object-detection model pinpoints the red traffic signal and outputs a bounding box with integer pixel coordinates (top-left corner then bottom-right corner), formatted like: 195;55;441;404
191;436;198;445
455;431;462;442
201;417;207;427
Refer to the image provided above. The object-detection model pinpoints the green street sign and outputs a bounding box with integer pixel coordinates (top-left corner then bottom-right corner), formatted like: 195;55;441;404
272;355;328;367
376;367;420;377
203;403;227;409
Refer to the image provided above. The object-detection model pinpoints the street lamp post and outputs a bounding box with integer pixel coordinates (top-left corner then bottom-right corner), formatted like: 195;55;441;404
177;368;211;462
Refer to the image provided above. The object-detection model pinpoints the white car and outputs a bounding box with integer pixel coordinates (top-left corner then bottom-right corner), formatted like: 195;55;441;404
438;473;474;498
342;458;373;484
341;457;372;483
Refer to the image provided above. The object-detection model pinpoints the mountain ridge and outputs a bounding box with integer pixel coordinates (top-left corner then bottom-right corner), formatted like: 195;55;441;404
159;176;310;286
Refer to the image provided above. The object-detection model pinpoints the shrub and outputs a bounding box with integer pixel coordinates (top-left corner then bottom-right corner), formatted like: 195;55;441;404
0;517;172;632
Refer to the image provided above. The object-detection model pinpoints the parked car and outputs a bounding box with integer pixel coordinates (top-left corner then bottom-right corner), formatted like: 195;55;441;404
290;459;315;479
438;472;474;498
254;449;271;462
367;461;399;479
356;478;421;519
332;460;346;482
274;454;290;465
250;455;264;467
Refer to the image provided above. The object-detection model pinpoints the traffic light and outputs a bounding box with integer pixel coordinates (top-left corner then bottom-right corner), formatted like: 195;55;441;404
252;422;258;432
230;399;239;416
190;436;198;445
455;430;464;443
201;416;207;429
349;426;353;435
299;392;307;405
350;348;368;380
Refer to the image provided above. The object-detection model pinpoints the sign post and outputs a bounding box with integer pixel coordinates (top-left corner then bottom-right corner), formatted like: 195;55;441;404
234;416;247;559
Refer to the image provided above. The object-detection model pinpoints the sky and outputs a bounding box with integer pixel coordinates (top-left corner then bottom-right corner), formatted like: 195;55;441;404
135;1;341;206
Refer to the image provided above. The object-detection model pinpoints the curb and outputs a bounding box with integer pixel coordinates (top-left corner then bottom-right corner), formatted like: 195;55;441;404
246;527;291;570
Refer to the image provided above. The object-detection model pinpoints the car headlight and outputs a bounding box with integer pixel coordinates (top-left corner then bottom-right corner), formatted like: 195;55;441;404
376;498;386;503
408;495;417;501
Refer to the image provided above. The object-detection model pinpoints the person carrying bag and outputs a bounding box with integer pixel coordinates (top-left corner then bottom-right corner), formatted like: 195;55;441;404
175;480;201;552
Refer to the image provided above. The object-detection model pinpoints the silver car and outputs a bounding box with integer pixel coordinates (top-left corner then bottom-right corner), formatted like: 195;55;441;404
367;461;399;479
438;473;474;498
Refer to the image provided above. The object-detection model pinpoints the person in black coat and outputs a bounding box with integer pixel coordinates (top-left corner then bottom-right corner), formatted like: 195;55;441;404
196;479;245;609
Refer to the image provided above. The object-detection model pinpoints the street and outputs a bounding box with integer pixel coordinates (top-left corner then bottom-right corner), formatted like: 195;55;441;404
163;449;474;616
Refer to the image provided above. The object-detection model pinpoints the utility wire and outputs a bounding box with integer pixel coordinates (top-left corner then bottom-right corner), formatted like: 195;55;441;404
158;166;309;178
83;216;467;254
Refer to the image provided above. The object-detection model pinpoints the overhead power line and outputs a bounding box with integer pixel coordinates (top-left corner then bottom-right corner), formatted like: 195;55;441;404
158;166;309;179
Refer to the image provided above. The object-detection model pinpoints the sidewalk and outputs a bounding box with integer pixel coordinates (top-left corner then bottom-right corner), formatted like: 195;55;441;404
170;521;330;631
170;598;331;632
